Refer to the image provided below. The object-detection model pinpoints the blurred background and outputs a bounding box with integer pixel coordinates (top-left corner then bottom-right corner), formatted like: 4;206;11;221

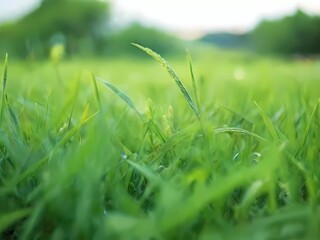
0;0;320;59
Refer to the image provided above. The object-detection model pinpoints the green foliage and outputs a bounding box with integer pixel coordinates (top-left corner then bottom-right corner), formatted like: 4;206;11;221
1;46;320;239
201;10;320;55
105;24;183;57
252;10;320;54
0;0;109;58
200;32;251;49
0;8;183;59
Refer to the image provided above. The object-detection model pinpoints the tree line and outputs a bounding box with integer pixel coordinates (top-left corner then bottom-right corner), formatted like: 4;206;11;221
201;10;320;55
252;10;320;55
0;0;181;59
1;1;318;58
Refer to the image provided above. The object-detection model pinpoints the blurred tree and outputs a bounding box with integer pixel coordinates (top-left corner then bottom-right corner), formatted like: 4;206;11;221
0;0;109;58
104;23;182;57
200;32;251;49
251;10;320;55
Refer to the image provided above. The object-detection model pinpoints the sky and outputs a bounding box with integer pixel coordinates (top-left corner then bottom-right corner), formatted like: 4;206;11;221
1;0;320;38
0;0;40;22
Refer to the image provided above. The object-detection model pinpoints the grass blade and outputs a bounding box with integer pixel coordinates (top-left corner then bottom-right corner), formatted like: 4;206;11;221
216;103;254;125
0;208;31;233
186;49;200;112
127;160;161;184
2;53;8;92
96;76;141;118
254;101;279;142
1;53;8;123
91;73;102;110
214;127;267;142
13;110;98;184
132;43;200;119
295;99;319;156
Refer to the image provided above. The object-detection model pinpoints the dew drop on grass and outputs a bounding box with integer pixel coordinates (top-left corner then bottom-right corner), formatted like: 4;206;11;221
121;153;128;160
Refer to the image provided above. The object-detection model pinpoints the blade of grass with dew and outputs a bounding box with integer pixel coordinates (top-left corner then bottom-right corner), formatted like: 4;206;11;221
95;76;142;118
132;43;200;119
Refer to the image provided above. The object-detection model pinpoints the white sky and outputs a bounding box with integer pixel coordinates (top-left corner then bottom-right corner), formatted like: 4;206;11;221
0;0;40;22
1;0;320;38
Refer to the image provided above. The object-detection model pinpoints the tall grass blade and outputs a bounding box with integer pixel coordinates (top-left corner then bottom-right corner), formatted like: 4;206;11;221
132;43;200;119
295;99;319;156
254;101;279;142
186;49;200;112
1;53;8;123
91;73;101;110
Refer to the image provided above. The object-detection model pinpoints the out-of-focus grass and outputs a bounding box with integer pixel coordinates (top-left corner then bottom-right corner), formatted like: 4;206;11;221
0;46;320;239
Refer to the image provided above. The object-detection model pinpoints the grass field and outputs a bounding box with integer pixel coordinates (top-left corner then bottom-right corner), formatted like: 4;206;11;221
1;45;320;239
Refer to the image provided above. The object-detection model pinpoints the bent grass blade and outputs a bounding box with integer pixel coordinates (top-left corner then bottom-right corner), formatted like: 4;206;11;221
132;43;200;119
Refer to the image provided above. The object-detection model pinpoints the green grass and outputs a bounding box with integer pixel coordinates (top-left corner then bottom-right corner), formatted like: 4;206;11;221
1;46;320;239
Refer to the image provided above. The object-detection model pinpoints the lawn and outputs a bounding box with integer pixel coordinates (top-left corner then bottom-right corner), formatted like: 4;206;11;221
1;45;320;239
